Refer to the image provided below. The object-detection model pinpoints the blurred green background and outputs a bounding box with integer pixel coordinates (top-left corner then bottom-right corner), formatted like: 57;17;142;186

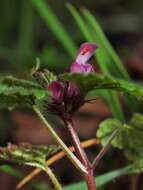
0;0;143;190
0;0;143;76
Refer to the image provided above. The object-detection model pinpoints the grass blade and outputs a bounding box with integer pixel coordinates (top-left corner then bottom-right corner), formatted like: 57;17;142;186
30;0;77;58
82;8;130;80
64;165;134;190
66;3;124;121
0;165;50;190
17;0;35;65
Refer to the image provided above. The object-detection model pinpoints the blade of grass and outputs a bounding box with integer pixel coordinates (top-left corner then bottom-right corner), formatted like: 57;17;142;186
64;165;134;190
82;9;141;112
30;0;77;58
82;8;130;80
66;3;125;121
81;8;142;112
66;3;111;76
17;0;35;64
0;165;50;190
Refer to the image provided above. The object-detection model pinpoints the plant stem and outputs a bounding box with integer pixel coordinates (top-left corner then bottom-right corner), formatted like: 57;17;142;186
92;126;123;169
129;174;139;190
32;105;87;174
63;118;96;190
44;166;63;190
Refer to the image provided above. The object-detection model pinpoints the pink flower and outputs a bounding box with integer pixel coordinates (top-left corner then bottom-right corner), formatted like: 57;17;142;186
70;42;98;73
70;62;93;73
48;42;99;110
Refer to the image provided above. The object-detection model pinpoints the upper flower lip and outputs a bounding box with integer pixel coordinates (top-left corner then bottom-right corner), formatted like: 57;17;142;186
76;42;99;65
48;42;99;102
70;42;99;73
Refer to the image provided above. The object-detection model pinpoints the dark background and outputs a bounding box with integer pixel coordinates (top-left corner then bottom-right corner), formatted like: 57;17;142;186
0;0;143;189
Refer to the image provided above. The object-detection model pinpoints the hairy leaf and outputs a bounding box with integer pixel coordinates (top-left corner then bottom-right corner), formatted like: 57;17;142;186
97;113;143;170
0;143;59;170
0;83;50;109
96;118;125;148
1;76;40;89
32;69;57;87
61;73;143;100
43;69;57;84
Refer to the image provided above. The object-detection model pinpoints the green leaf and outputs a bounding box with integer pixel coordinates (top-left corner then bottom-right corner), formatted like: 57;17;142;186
130;113;143;130
0;143;59;170
97;113;143;170
32;69;57;87
0;94;31;109
1;76;40;89
96;118;124;148
64;165;134;190
61;73;143;100
43;69;57;84
0;81;50;109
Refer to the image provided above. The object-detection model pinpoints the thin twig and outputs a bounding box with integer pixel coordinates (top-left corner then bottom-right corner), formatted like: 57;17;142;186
92;126;123;169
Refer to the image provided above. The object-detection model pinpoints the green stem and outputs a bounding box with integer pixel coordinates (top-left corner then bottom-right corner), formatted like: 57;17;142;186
44;166;63;190
32;105;87;174
92;126;123;169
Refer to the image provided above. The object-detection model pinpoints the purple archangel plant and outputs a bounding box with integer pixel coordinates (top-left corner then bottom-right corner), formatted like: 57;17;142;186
0;42;126;190
46;42;99;190
47;43;98;119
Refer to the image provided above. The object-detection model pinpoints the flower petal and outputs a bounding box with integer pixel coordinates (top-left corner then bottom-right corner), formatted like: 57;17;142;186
48;81;64;102
76;42;98;64
67;82;78;97
70;62;93;73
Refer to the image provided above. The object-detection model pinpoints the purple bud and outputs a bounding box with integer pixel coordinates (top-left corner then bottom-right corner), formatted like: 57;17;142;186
67;82;78;97
70;61;93;73
76;42;98;64
48;81;64;102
